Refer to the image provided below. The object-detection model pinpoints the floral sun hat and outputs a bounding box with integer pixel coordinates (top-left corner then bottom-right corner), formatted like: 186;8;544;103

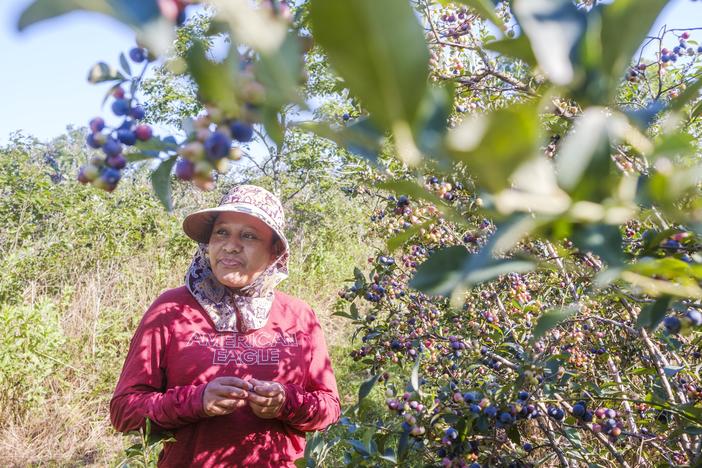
182;185;289;332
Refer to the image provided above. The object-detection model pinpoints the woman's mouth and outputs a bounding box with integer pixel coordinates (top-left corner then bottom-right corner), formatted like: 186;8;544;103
219;258;243;267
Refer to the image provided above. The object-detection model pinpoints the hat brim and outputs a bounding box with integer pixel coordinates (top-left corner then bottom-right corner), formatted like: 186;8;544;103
182;207;289;250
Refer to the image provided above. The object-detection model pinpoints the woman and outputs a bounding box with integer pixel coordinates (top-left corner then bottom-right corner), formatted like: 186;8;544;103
110;185;340;467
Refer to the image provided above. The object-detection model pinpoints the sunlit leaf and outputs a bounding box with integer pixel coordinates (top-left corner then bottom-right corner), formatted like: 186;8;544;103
309;0;429;131
447;102;541;192
150;156;176;211
513;0;586;85
87;62;125;84
531;305;579;342
636;295;672;330
484;35;537;67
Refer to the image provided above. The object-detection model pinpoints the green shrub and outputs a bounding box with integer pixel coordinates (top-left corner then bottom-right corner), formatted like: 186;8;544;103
0;301;66;421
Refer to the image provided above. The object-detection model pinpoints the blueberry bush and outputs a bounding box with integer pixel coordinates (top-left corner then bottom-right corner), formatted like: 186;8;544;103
16;0;702;466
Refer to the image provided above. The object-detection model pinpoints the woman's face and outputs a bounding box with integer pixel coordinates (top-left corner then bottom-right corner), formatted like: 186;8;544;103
208;212;279;289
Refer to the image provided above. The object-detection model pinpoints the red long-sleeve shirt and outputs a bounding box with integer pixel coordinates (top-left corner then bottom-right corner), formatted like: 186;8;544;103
110;286;340;467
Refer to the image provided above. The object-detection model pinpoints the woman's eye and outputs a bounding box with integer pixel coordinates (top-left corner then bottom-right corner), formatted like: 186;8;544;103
243;232;257;240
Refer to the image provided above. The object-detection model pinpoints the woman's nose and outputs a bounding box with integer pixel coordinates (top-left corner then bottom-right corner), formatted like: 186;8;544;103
223;236;243;253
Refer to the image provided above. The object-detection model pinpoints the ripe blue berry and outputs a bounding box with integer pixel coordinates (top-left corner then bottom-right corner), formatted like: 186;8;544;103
342;113;350;121
129;47;147;63
572;403;586;418
664;316;682;334
175;158;195;181
499;412;513;424
204;131;232;160
111;99;130;116
484;406;497;418
518;391;529;401
130;106;146;120
523;442;533;452
117;129;137;146
106;153;127;169
101;167;121;185
102;138;123;157
229;121;254;142
687;309;702;326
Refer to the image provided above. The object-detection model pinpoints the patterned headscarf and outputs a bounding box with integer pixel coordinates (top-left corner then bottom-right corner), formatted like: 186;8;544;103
182;185;289;332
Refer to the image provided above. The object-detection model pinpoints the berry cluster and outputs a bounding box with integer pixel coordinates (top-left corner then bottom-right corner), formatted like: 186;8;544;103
173;110;253;191
77;47;154;191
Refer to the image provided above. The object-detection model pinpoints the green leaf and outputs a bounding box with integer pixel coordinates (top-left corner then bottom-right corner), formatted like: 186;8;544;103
446;102;541;192
572;224;622;267
386;219;433;252
134;136;178;154
255;33;304;108
87;62;125;84
555;108;615;194
348;439;371;457
684;426;702;436
125;152;158;163
410;216;536;296
301;118;385;164
358;374;380;403
531;305;579;342
512;0;586;85
309;0;429;131
410;355;421;393
378;448;397;463
185;40;239;117
484;35;537;67
150;156;177;212
409;246;470;296
19;0;162;31
636;295;672;331
119;52;132;76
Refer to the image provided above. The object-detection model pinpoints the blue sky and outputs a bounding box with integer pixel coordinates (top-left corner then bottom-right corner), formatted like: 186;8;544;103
0;0;700;146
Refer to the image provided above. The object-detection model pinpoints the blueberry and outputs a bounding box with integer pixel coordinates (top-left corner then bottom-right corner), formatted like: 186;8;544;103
129;47;147;63
397;195;409;206
117;129;137;146
130;106;146;120
204;131;232;160
111;99;130;116
106;154;126;169
687;309;702;326
102;138;123;157
664;316;682;334
445;427;458;439
175;158;195;181
229;120;254;142
572;403;586;418
86;133;101;149
523;442;533;452
518;391;529;401
484;406;497;418
499;412;513;424
342;113;350;121
101;167;121;185
469;404;481;414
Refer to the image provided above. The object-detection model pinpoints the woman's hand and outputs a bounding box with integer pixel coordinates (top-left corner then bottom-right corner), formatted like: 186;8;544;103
247;378;286;419
203;376;252;417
